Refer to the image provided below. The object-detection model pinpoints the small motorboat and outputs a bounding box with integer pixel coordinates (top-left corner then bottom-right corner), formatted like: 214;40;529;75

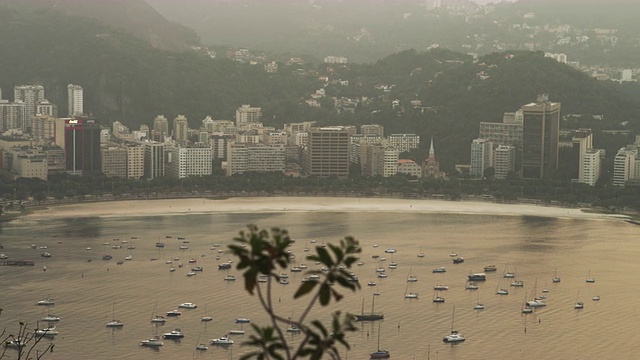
178;302;197;309
235;318;250;324
37;298;55;306
286;325;302;333
106;320;124;328
211;335;234;345
196;343;208;351
163;329;185;339
166;310;182;317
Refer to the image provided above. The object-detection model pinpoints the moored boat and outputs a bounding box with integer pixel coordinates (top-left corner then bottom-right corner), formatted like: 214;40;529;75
468;273;486;281
140;336;164;347
163;328;185;339
211;335;234;345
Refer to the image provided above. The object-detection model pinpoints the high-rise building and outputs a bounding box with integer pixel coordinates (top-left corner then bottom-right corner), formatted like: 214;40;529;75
31;115;57;141
153;115;169;138
102;147;128;178
64;118;102;176
173;114;189;143
14;85;45;130
304;127;350;179
0;100;26;131
144;142;165;179
67;84;84;116
235;105;262;127
126;144;145;179
571;129;593;181
493;145;516;180
582;149;603;186
166;145;213;179
470;138;494;178
36;100;58;118
613;146;638;186
521;94;561;179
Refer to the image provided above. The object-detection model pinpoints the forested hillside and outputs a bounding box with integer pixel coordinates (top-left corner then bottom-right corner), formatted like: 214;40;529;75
1;6;639;167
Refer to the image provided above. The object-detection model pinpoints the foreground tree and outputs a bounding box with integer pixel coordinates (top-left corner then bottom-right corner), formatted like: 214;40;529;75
1;321;54;360
228;225;361;360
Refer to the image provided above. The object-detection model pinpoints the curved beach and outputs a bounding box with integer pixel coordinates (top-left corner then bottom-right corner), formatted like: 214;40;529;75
23;196;623;221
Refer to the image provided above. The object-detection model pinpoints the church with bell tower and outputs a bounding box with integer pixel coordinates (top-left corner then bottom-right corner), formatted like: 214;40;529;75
422;137;441;179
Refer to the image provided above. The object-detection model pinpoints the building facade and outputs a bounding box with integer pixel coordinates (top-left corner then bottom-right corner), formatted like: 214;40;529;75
521;94;561;179
470;138;494;178
173;115;189;143
226;143;286;175
166;145;213;179
67;84;84;117
493;145;516;180
64;118;102;176
304;127;350;179
235;105;262;127
144;142;165;179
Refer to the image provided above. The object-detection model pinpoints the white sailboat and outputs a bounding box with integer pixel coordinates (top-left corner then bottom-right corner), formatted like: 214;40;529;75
106;301;124;328
201;303;213;322
443;306;465;343
151;301;166;323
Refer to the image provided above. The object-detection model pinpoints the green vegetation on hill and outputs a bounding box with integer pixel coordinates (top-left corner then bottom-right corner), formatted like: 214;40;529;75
1;6;640;169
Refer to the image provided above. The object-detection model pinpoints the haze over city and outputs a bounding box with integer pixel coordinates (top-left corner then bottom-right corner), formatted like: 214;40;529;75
1;0;640;359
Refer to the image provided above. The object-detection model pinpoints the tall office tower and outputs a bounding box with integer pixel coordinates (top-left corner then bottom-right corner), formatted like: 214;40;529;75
493;145;516;180
67;84;84;116
173;114;189;142
235;104;262;126
36;100;58;117
470;138;494;178
304;127;350;179
64;118;102;176
144;142;165;179
153;115;169;138
14;85;45;130
0;100;26;131
571;129;593;181
521;94;561;179
360;124;385;137
613;146;638;187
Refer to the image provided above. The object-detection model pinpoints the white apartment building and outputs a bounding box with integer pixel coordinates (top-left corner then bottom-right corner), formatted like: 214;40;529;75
387;134;420;153
613;146;638;186
360;124;384;137
166;145;213;179
126;144;145;179
226;142;286;176
235;104;262;126
493;145;516;180
153;115;169;138
581;149;603;186
14;85;45;129
35;100;57;117
0;100;26;131
173;114;189;143
470;138;494;178
383;146;400;178
67;84;83;116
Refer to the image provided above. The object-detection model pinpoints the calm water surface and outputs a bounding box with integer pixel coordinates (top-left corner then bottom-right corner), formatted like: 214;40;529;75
0;207;637;360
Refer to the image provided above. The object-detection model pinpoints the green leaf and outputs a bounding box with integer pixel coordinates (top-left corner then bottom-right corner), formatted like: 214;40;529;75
319;283;331;306
294;279;318;299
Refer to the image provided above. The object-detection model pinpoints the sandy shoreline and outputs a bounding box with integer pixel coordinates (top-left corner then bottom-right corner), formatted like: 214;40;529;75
22;196;625;222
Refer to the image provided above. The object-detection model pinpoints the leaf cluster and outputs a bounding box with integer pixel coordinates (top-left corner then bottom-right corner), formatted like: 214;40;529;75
228;225;361;360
